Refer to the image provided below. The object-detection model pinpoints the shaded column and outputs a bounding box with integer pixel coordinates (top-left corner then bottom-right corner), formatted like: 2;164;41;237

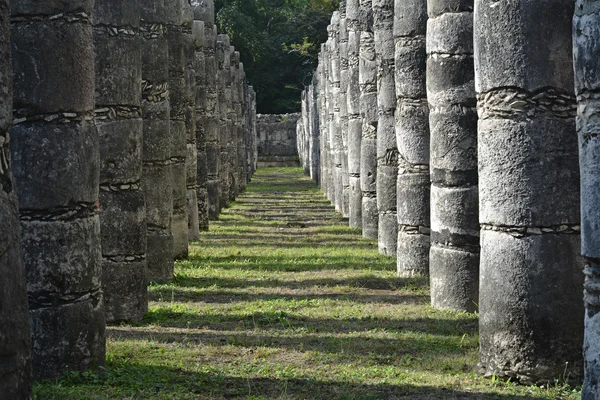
229;48;240;201
475;0;582;383
373;0;397;256
192;19;209;231
394;0;430;276
239;62;249;191
575;2;600;395
94;0;147;323
183;2;200;243
192;0;219;220
141;0;174;283
427;0;478;311
216;34;231;210
166;0;190;259
10;0;105;378
249;86;258;175
347;0;361;228
0;0;32;392
359;0;378;238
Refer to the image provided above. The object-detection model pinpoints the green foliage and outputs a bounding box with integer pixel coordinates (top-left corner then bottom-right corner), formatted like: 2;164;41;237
214;0;339;113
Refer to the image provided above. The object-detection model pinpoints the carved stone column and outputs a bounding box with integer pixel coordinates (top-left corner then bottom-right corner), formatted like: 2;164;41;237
373;0;397;256
475;0;582;383
575;2;600;393
394;0;430;276
359;0;378;238
166;0;191;259
94;0;147;322
427;0;478;311
141;0;174;283
0;0;32;392
10;0;105;378
347;0;361;228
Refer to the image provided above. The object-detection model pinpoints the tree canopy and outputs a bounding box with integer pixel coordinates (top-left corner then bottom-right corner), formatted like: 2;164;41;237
214;0;340;114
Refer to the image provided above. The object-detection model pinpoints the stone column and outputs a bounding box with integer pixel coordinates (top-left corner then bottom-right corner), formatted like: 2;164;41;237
249;86;258;175
239;62;249;191
183;2;199;243
192;0;219;220
310;74;321;185
329;13;343;213
373;0;397;256
94;0;147;323
426;0;478;311
0;0;32;392
192;19;209;231
301;89;310;174
216;34;231;210
319;47;330;198
339;2;350;217
166;0;190;259
576;3;600;395
346;0;361;228
10;0;105;378
229;48;241;201
141;0;174;283
359;0;378;238
394;0;430;276
475;0;582;382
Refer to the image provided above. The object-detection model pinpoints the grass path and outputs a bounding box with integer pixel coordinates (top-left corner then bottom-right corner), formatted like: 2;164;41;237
35;167;579;399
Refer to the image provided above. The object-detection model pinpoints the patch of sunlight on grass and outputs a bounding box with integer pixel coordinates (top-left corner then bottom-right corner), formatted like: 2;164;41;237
34;167;581;400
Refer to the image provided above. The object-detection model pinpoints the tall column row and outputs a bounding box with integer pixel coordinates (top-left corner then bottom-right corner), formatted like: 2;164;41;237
3;0;257;387
299;0;587;385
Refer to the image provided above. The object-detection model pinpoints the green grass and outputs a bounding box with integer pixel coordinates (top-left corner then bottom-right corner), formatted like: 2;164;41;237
34;167;581;399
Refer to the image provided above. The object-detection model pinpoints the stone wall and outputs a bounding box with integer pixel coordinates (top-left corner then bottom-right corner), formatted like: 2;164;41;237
256;113;301;160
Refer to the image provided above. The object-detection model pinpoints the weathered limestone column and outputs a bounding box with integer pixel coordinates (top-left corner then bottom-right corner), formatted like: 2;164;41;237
339;2;350;217
301;89;310;174
394;0;430;276
309;74;321;184
166;0;190;259
229;48;241;200
216;34;231;210
141;0;173;283
0;0;32;391
373;0;397;256
359;0;378;238
328;15;341;209
319;47;330;198
183;3;200;242
575;2;600;396
475;0;582;382
347;0;361;228
10;0;105;378
249;86;258;175
192;19;209;231
239;62;249;191
94;0;147;323
426;0;478;311
192;0;219;220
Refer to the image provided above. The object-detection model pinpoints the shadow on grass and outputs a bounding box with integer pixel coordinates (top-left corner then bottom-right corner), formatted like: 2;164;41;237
135;309;477;337
38;361;547;400
148;289;429;305
179;256;396;272
162;276;423;290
